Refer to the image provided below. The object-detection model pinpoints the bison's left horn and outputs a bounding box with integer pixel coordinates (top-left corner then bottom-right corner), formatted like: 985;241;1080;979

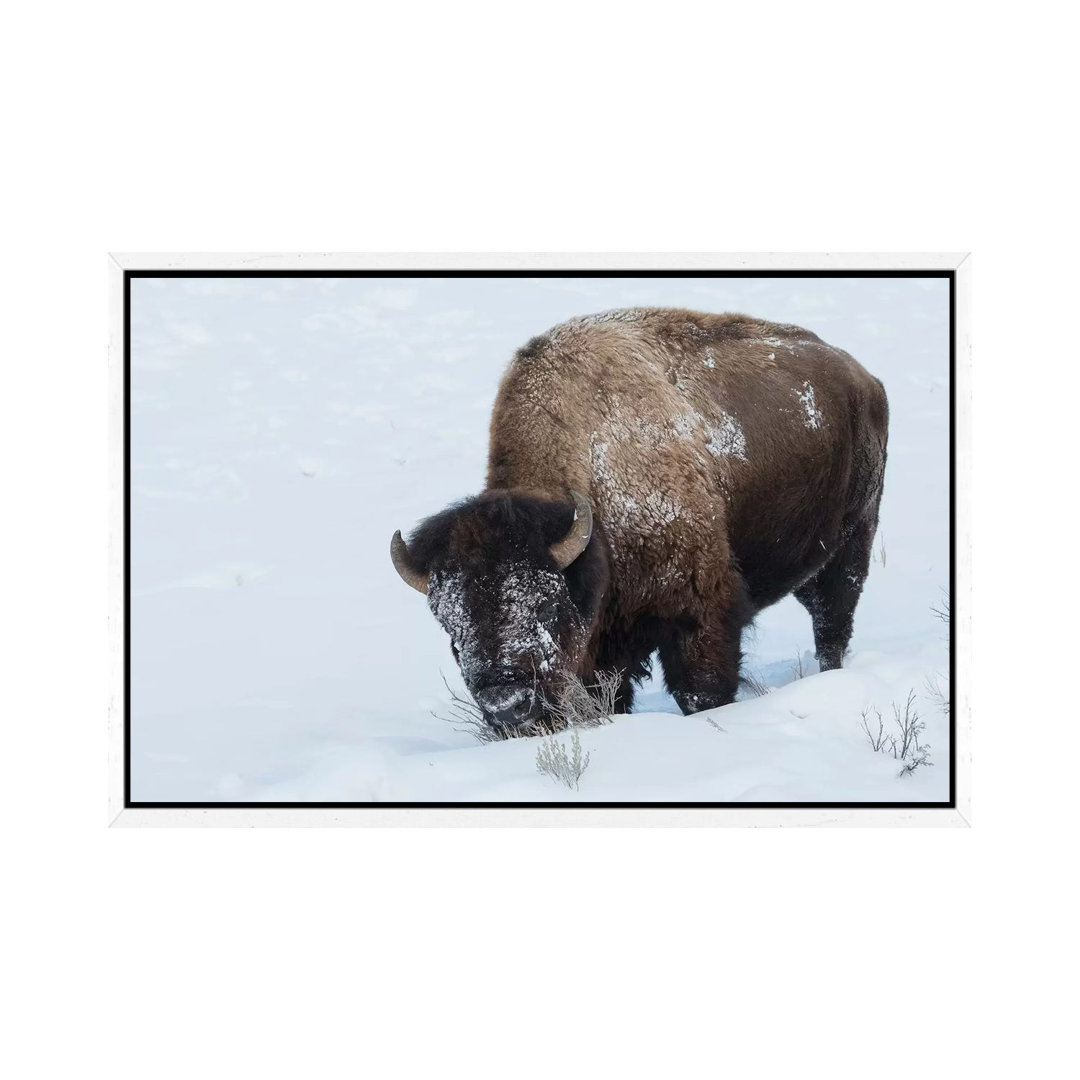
390;530;430;595
550;491;593;570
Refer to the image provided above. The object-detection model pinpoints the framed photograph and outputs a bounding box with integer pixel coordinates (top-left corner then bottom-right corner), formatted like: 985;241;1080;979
109;253;969;826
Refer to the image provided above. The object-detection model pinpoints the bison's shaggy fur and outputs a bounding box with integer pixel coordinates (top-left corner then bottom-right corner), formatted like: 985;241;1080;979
393;308;888;731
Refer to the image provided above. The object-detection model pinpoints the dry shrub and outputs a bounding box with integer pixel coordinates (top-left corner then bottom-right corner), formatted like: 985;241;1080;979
924;674;949;718
536;728;591;790
931;593;950;625
860;689;933;778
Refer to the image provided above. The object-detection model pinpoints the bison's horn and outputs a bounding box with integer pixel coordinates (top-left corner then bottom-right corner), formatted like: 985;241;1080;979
550;491;593;570
390;530;430;595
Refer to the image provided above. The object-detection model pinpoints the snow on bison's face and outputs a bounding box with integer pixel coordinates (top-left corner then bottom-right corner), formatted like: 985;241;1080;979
390;491;600;731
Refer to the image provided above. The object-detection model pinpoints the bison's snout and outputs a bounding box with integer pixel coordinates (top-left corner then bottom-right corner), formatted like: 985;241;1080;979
475;684;539;728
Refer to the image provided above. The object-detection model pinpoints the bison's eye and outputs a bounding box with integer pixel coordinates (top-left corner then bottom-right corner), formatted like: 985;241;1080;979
538;599;559;623
450;643;460;662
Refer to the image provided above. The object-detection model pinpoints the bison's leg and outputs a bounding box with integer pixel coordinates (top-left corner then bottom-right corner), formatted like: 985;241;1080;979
794;519;875;671
658;616;743;715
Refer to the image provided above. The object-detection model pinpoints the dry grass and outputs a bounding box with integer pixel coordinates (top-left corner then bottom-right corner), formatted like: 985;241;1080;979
872;532;887;567
548;668;622;729
433;673;506;743
739;670;771;698
435;668;623;743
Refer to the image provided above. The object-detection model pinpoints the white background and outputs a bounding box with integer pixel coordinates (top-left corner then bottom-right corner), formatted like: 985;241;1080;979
1;2;1074;1079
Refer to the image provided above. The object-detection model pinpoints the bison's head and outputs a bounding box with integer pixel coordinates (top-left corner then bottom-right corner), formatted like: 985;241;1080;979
390;490;607;731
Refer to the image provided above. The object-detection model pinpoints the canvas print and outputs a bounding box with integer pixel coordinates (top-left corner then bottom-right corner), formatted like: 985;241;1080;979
126;270;952;807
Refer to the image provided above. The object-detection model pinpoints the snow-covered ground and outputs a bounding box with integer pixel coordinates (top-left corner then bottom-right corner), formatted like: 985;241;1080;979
130;275;951;802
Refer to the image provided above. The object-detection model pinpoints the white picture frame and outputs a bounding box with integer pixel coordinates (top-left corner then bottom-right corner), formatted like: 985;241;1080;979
109;252;971;827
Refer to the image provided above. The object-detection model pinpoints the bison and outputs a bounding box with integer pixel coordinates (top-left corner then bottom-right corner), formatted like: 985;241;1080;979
391;307;888;733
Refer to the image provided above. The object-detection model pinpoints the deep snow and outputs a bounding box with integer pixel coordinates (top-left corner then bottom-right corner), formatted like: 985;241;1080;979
129;275;951;802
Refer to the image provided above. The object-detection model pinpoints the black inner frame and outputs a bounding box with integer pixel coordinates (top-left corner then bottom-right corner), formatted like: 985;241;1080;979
124;268;956;810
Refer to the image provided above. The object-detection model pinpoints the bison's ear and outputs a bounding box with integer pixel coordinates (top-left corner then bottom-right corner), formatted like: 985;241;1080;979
549;491;593;570
390;530;430;594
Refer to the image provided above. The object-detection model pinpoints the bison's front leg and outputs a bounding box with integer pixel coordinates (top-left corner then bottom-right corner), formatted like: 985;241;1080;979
658;616;743;715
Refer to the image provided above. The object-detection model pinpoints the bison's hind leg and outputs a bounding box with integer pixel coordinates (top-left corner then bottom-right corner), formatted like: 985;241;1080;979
794;518;876;672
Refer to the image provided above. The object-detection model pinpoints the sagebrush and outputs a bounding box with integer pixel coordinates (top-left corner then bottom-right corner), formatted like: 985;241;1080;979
536;727;591;789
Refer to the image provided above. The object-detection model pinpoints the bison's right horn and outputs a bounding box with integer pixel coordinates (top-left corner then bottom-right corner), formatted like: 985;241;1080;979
550;491;593;570
390;530;430;595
